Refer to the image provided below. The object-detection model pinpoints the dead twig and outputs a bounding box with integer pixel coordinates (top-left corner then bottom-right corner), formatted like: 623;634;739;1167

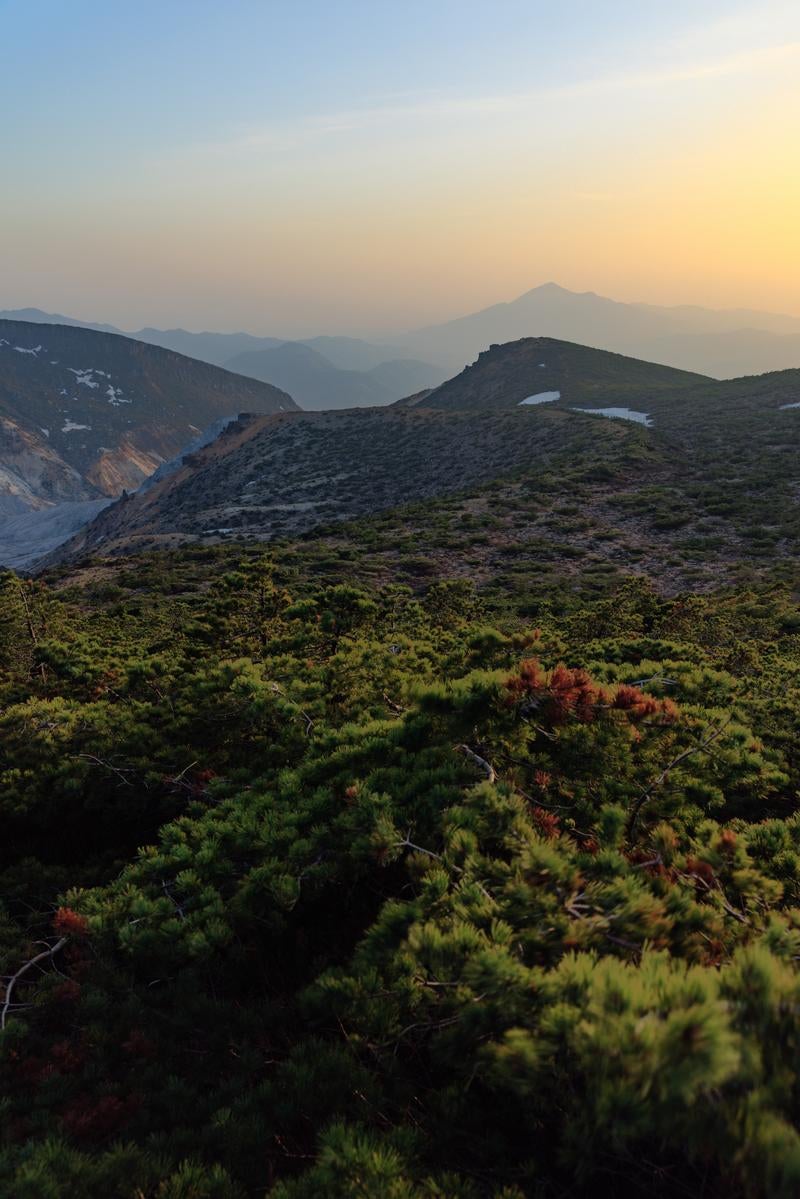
76;754;135;787
455;744;496;784
2;938;67;1030
270;683;315;735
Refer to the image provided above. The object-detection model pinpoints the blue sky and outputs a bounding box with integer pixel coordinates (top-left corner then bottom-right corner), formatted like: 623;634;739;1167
2;0;799;333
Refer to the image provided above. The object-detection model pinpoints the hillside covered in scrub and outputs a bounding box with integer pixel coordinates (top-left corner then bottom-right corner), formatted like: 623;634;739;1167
4;525;800;1196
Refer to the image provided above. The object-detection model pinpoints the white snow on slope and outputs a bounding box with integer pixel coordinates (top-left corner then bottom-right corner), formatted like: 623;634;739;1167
106;385;131;405
519;391;560;406
62;420;91;433
15;345;42;355
67;368;99;388
573;407;653;427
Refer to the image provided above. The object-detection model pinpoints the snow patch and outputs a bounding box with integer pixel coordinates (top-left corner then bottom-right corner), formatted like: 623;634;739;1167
106;385;131;405
67;368;99;389
62;420;91;433
519;390;560;406
15;344;42;355
780;402;800;410
573;407;653;427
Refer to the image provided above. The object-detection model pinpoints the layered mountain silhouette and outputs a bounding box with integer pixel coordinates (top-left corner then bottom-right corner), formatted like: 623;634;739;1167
0;320;296;516
226;342;447;409
400;283;800;375
7;280;800;387
0;310;447;407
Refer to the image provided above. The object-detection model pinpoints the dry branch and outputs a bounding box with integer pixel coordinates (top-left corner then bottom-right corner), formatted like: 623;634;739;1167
2;937;67;1030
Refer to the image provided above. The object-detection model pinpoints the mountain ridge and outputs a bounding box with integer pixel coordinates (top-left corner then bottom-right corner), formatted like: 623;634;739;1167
401;283;800;374
0;320;297;516
41;335;800;580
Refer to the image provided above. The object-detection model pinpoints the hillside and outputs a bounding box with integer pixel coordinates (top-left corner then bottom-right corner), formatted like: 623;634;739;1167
44;403;644;563
0;320;297;511
416;336;707;411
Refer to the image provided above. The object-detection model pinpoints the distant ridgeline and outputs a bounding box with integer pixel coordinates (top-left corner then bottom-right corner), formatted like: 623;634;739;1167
4;329;800;1197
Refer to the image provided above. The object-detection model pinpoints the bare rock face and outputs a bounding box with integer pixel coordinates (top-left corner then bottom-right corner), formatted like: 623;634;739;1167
84;427;194;495
0;416;92;515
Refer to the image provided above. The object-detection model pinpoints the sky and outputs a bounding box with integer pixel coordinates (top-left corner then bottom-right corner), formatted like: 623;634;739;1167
1;0;799;336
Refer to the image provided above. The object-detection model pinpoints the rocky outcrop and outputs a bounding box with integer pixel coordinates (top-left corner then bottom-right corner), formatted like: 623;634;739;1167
0;417;94;515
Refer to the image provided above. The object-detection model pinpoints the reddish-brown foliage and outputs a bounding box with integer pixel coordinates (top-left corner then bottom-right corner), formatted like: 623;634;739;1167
531;806;560;840
685;857;716;890
506;659;680;728
53;907;89;939
50;1039;86;1074
717;829;738;857
506;659;602;724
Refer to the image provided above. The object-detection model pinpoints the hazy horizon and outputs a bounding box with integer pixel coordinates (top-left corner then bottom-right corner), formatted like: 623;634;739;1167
6;279;800;344
3;0;799;335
